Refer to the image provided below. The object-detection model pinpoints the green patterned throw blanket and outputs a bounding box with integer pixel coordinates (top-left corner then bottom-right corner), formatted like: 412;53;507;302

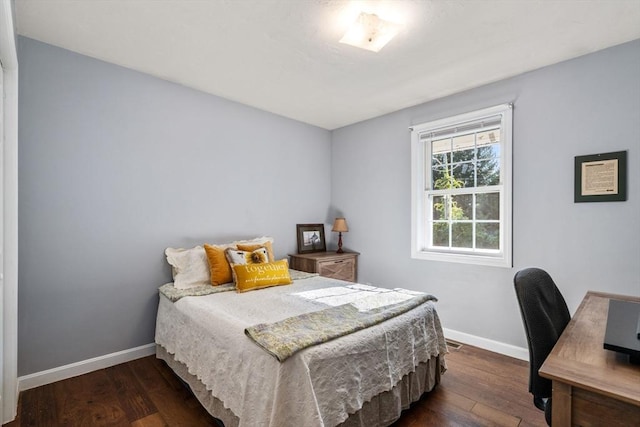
245;288;437;362
159;282;235;302
159;269;318;302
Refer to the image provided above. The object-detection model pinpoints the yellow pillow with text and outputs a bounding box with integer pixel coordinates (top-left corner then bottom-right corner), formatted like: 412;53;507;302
232;260;293;293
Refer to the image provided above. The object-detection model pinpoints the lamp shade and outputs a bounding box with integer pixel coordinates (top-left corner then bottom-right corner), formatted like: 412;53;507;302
332;218;349;233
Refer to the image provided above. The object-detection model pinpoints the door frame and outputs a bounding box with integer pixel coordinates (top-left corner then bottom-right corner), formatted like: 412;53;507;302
0;0;19;422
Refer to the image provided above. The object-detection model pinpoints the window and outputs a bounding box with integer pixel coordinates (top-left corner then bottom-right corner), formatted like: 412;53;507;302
411;104;512;267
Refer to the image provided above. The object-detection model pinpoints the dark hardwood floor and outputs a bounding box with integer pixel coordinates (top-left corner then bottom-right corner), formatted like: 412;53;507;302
5;343;546;427
391;342;545;427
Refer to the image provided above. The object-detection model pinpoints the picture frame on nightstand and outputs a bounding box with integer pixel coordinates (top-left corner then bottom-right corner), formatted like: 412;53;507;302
296;223;326;253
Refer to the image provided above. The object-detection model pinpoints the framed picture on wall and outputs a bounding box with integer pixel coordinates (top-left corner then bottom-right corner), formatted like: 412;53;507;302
296;223;326;253
574;150;627;203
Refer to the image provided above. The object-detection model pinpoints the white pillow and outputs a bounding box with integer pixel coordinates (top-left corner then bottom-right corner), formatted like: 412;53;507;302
233;236;274;246
165;246;210;289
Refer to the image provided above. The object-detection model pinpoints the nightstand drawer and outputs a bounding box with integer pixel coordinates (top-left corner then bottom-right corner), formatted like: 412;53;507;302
317;258;356;282
289;251;359;283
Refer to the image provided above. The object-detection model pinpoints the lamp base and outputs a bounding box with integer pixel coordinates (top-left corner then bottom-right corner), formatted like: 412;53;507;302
336;232;344;253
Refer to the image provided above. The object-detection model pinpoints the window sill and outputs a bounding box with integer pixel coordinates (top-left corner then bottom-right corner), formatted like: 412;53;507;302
411;249;512;268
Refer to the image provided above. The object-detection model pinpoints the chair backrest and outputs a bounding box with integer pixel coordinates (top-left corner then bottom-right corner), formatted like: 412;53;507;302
514;268;571;399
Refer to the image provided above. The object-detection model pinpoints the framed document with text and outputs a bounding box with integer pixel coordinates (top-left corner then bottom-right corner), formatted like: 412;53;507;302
574;151;627;202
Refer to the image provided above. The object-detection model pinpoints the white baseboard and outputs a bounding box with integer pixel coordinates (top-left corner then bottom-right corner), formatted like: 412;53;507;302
444;328;529;361
16;333;527;392
18;343;157;392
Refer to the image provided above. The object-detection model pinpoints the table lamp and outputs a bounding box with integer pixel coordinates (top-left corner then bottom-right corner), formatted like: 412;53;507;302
332;218;349;253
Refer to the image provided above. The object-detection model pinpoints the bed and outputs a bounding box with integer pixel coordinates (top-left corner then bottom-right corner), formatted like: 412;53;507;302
155;240;447;427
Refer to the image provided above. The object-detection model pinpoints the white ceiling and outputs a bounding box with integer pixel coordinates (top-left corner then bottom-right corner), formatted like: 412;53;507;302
15;0;640;130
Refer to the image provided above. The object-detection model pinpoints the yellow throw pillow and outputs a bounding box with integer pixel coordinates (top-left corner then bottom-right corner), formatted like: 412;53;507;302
204;244;235;286
204;237;275;286
236;241;275;262
232;259;293;293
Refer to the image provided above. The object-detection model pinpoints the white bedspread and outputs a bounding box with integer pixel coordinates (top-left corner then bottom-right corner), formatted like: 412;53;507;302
155;275;446;427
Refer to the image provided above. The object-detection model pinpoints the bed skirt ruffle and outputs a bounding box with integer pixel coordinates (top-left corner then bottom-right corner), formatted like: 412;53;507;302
156;344;443;427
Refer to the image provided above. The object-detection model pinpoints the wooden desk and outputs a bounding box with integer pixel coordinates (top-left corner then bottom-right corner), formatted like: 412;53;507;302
539;291;640;426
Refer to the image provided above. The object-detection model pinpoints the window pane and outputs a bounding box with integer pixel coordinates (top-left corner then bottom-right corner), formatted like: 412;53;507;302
452;163;475;187
452;222;472;248
432;152;449;167
452;133;475;152
476;193;500;220
451;146;475;163
431;166;448;188
476;223;500;249
432;138;450;155
432;222;449;247
477;143;500;160
476;159;500;186
432;195;447;220
451;194;472;219
476;129;500;147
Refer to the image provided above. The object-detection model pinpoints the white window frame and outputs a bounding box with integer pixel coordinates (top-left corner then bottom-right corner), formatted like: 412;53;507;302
410;104;513;267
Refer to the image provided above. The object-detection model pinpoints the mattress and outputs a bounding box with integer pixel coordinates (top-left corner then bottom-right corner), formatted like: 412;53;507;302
155;273;447;427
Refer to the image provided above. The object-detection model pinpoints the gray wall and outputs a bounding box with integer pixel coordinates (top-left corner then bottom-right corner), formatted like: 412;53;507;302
331;39;640;349
18;35;640;375
18;37;331;375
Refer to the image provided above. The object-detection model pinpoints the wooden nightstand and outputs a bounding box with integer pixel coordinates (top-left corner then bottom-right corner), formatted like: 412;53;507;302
289;251;359;282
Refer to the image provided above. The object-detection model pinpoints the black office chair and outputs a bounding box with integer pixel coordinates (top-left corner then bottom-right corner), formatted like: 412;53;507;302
514;268;571;426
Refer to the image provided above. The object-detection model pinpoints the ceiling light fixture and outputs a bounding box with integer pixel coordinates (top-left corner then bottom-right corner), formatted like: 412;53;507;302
339;12;402;52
